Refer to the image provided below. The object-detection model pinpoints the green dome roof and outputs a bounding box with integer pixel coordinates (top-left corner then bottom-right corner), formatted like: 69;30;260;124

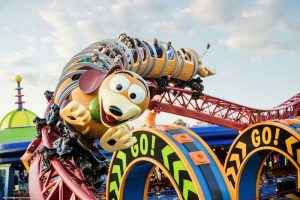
0;109;36;129
0;75;37;145
0;126;36;144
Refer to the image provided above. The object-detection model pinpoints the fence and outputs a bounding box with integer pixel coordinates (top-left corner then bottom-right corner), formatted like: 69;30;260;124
147;190;178;200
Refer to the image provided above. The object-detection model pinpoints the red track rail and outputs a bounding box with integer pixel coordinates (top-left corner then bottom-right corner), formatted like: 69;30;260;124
148;87;300;130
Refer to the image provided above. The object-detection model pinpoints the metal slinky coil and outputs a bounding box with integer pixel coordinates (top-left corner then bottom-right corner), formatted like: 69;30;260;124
54;37;203;107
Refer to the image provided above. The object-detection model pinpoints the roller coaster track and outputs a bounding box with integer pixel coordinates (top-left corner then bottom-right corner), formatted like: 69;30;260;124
148;86;300;130
55;37;300;131
26;36;300;200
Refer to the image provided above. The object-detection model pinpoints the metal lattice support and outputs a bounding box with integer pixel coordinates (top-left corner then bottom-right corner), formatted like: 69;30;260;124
28;127;96;200
148;86;300;130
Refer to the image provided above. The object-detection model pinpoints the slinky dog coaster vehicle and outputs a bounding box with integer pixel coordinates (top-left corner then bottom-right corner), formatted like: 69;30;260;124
22;36;300;200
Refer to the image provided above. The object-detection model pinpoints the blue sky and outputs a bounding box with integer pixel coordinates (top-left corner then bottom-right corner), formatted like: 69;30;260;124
0;0;299;126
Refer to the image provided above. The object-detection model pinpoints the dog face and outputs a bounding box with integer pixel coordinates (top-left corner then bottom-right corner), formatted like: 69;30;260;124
99;70;150;127
76;66;153;128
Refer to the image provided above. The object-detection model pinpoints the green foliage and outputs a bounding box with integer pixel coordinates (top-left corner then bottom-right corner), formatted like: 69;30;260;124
173;118;187;127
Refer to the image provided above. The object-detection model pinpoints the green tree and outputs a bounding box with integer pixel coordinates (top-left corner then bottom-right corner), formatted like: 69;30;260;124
173;118;187;127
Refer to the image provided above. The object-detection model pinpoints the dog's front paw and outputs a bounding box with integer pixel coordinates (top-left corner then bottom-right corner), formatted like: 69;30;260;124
60;100;92;134
100;125;136;152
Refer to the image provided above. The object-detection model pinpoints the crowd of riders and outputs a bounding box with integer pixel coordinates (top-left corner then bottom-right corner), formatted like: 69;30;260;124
80;33;193;69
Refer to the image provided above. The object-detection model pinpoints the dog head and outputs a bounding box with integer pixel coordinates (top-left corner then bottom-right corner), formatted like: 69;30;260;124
78;66;153;127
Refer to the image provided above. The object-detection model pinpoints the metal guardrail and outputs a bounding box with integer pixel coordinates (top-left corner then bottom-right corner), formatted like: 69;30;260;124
259;175;298;199
147;190;178;200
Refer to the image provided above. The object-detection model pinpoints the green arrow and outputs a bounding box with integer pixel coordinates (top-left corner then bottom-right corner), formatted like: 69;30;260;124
109;181;119;199
173;160;186;184
183;179;197;200
116;151;127;172
112;165;122;183
161;145;174;170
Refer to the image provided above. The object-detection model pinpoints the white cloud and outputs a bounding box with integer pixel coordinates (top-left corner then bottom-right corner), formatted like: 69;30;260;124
176;0;300;53
0;45;62;87
39;2;82;58
38;1;134;58
145;21;195;36
1;46;38;66
220;35;297;53
76;20;104;40
1;0;199;91
22;35;35;43
219;69;240;77
0;67;57;88
0;69;14;83
173;8;191;19
38;0;193;58
21;73;57;86
251;55;262;62
187;0;245;25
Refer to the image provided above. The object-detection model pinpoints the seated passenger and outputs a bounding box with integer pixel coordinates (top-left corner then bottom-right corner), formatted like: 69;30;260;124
99;46;109;55
113;53;123;66
79;56;91;62
126;38;135;64
166;41;174;60
113;33;127;53
91;53;100;63
118;33;127;43
127;38;135;55
153;38;162;58
79;53;99;63
98;45;105;51
135;38;145;60
147;42;154;56
181;48;191;61
177;50;182;59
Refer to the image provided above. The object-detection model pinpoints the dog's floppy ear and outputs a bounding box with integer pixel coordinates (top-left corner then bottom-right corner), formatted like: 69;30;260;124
107;65;122;76
78;69;106;93
78;65;123;94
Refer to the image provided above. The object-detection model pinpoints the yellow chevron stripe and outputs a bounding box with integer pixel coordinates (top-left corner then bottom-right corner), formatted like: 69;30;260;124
229;153;241;170
226;167;237;183
285;136;298;156
236;141;247;159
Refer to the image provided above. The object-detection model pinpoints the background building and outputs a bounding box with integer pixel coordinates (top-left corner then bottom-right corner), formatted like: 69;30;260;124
0;76;36;198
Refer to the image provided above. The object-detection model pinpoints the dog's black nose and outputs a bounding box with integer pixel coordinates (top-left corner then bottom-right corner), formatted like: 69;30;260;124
109;106;123;116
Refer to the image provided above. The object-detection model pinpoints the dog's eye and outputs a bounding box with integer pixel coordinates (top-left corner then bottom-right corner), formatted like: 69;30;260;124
128;84;146;104
110;75;130;92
